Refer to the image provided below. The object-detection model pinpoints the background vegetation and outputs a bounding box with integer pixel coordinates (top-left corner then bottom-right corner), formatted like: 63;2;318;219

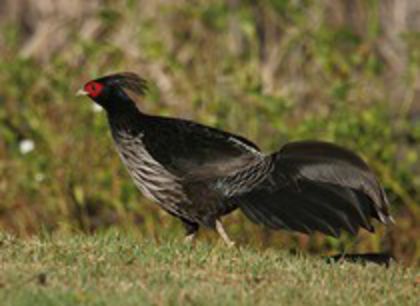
0;0;419;264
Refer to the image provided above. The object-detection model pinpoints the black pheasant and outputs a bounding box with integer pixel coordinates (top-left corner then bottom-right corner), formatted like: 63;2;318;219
77;72;393;246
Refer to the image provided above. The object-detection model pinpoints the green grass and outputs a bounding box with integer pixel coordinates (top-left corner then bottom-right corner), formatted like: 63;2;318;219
0;232;418;306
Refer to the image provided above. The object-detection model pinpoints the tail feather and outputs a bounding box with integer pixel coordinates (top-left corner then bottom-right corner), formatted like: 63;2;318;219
241;195;312;233
233;141;392;237
322;185;374;232
239;182;363;236
293;186;357;235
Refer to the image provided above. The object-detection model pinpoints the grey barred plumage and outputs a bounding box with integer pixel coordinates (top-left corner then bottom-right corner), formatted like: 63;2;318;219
213;154;273;197
112;128;195;221
78;72;394;246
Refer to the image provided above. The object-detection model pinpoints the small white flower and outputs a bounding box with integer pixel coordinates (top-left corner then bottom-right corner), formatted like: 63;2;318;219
19;139;35;154
92;104;103;113
35;173;45;182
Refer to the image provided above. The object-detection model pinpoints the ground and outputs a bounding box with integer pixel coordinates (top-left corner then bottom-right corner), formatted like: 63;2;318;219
0;232;418;306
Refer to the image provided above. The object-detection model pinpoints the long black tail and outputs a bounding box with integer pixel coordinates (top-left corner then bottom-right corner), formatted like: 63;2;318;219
237;141;393;237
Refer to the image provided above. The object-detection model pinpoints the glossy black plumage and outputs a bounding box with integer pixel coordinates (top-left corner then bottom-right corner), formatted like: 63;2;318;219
79;72;393;242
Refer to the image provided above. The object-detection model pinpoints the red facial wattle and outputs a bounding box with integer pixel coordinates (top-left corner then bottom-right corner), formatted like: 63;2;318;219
84;81;104;97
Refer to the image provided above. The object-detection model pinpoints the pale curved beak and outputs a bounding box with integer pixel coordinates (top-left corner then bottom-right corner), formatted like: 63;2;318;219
76;89;88;96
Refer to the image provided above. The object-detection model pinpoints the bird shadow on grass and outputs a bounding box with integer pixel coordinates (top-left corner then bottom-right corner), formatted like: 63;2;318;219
323;252;396;267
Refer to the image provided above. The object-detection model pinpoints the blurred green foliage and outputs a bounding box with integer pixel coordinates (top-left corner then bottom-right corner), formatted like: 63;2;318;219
0;0;418;264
